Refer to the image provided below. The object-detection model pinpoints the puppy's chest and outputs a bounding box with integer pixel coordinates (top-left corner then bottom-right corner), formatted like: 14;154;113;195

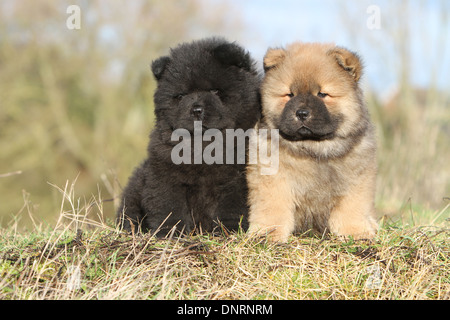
185;180;219;207
184;173;240;203
286;159;348;207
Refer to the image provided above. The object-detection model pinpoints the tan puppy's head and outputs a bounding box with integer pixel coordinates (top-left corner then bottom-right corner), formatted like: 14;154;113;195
261;42;372;159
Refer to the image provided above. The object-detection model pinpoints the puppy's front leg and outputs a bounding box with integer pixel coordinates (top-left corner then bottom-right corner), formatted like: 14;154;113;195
328;170;378;240
247;166;295;243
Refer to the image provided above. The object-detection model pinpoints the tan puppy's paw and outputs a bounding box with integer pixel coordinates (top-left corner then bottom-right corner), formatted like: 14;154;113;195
330;217;378;240
248;225;290;243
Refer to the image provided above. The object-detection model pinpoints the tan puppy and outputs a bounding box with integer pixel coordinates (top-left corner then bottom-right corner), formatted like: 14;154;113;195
247;43;378;242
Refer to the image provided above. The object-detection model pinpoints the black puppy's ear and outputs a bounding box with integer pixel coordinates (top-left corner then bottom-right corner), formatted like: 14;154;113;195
151;56;171;80
212;43;252;71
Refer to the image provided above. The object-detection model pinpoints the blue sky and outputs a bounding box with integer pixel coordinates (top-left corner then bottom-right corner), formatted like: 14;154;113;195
97;0;449;98
203;0;450;98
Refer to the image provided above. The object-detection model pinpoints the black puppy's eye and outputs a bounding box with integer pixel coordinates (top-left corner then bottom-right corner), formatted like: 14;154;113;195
317;92;328;98
210;89;220;95
175;94;185;100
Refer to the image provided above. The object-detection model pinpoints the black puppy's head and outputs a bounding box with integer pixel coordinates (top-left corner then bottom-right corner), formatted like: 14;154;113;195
150;37;260;134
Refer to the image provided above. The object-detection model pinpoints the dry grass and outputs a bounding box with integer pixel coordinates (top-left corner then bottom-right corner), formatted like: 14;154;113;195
1;188;448;300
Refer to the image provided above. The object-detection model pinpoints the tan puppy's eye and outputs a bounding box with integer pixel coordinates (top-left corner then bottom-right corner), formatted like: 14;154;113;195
286;92;294;98
317;92;328;98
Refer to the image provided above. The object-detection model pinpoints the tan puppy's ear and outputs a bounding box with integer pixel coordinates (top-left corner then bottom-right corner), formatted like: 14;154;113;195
263;48;286;72
328;47;363;82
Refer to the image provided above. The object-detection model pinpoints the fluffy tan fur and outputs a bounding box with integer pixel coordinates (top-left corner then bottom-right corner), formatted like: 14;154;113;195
247;42;377;242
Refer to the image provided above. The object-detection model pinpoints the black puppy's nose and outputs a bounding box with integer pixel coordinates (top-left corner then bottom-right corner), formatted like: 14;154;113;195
192;105;204;119
296;109;310;121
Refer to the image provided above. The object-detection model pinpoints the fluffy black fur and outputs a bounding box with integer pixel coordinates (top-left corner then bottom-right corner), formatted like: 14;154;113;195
116;38;261;236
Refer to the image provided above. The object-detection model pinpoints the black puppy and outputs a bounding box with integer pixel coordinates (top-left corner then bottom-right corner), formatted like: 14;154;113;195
116;38;261;236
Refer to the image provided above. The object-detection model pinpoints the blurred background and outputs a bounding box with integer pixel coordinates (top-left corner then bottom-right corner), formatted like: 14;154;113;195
0;0;449;229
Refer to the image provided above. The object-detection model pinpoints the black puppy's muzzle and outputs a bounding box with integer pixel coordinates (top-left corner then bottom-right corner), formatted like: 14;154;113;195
191;105;205;120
